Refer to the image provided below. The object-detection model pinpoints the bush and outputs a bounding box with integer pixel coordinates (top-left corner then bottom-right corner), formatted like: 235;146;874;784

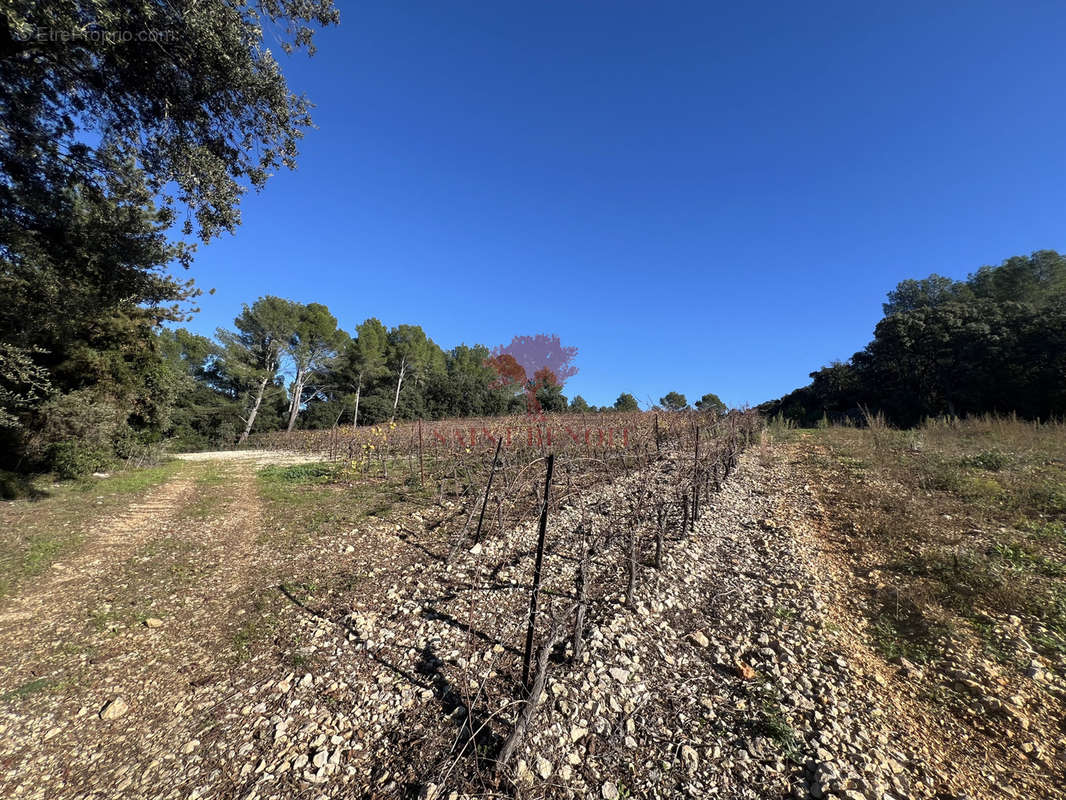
963;449;1009;471
917;459;962;492
959;475;1004;507
23;390;123;467
48;440;112;480
0;469;38;500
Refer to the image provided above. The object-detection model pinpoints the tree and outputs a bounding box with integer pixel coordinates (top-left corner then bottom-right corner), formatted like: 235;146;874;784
0;156;198;469
1;0;337;469
694;393;727;414
568;395;591;413
492;334;578;412
487;353;527;394
424;344;506;419
968;250;1066;308
531;369;567;413
284;303;345;431
386;325;445;422
492;335;578;385
0;343;51;429
336;318;390;427
2;0;339;245
0;152;196;358
854;300;1066;424
764;250;1066;426
659;392;688;411
882;275;965;316
613;393;639;412
217;297;299;444
158;328;244;449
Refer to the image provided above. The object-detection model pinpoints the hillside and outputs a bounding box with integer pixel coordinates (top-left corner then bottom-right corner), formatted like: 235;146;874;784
1;416;1061;799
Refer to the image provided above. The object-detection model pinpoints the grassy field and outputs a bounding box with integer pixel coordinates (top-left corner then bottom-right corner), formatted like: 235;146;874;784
784;415;1066;670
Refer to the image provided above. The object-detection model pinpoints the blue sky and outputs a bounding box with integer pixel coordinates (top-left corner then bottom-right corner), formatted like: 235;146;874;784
182;1;1066;408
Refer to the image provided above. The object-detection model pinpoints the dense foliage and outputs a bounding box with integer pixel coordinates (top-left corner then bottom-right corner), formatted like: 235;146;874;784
165;305;648;450
0;0;338;473
762;250;1066;426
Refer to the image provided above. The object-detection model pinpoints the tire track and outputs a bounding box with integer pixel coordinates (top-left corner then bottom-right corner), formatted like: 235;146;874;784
0;474;196;629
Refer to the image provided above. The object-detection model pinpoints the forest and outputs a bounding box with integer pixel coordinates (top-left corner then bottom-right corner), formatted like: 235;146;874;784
761;249;1066;427
0;0;716;479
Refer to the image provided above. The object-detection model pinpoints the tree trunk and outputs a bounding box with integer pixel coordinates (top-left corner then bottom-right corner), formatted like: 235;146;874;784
238;372;271;444
352;377;362;427
286;367;306;432
390;358;407;422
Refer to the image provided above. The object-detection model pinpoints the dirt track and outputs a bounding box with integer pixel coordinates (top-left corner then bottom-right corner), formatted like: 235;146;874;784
0;458;272;799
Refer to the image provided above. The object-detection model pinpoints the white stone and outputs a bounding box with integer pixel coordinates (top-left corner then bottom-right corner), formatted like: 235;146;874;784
99;697;129;720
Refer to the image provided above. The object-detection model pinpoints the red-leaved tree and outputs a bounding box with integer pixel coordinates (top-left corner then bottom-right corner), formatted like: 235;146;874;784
488;335;578;413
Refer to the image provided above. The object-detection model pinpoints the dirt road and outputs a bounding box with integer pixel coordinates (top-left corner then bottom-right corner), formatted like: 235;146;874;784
0;457;275;799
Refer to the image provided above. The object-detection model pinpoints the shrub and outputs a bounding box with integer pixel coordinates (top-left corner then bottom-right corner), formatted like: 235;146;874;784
48;440;112;480
0;470;37;500
23;390;123;467
963;450;1009;471
960;475;1005;507
1023;480;1066;516
917;459;962;492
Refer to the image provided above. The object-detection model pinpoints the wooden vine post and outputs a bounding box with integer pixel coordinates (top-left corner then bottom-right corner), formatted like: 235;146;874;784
522;453;555;688
692;425;701;525
474;436;503;543
417;419;425;487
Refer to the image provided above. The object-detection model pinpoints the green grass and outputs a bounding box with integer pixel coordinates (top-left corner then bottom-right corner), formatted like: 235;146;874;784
867;616;946;665
772;605;797;621
0;460;184;599
255;460;427;548
174;462;232;521
960;449;1010;471
192;461;228;488
0;678;55;702
70;461;182;494
1018;518;1066;544
258;461;340;486
747;678;802;764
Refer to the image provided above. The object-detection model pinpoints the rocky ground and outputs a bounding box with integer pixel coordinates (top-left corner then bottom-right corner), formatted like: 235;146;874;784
0;446;1061;799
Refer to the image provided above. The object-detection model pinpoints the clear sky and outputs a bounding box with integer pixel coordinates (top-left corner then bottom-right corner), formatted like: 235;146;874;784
181;1;1066;409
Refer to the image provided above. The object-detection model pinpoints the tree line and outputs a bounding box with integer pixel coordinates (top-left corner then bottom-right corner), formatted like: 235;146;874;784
162;301;729;452
0;0;699;480
761;250;1066;427
1;279;729;478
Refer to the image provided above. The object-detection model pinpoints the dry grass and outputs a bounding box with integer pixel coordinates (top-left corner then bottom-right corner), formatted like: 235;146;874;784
794;415;1066;667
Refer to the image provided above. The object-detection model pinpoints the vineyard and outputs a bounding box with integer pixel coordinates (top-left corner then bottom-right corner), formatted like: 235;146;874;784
3;413;1063;799
248;410;764;791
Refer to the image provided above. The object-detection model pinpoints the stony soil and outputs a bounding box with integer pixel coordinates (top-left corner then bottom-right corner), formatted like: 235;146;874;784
0;448;1061;799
